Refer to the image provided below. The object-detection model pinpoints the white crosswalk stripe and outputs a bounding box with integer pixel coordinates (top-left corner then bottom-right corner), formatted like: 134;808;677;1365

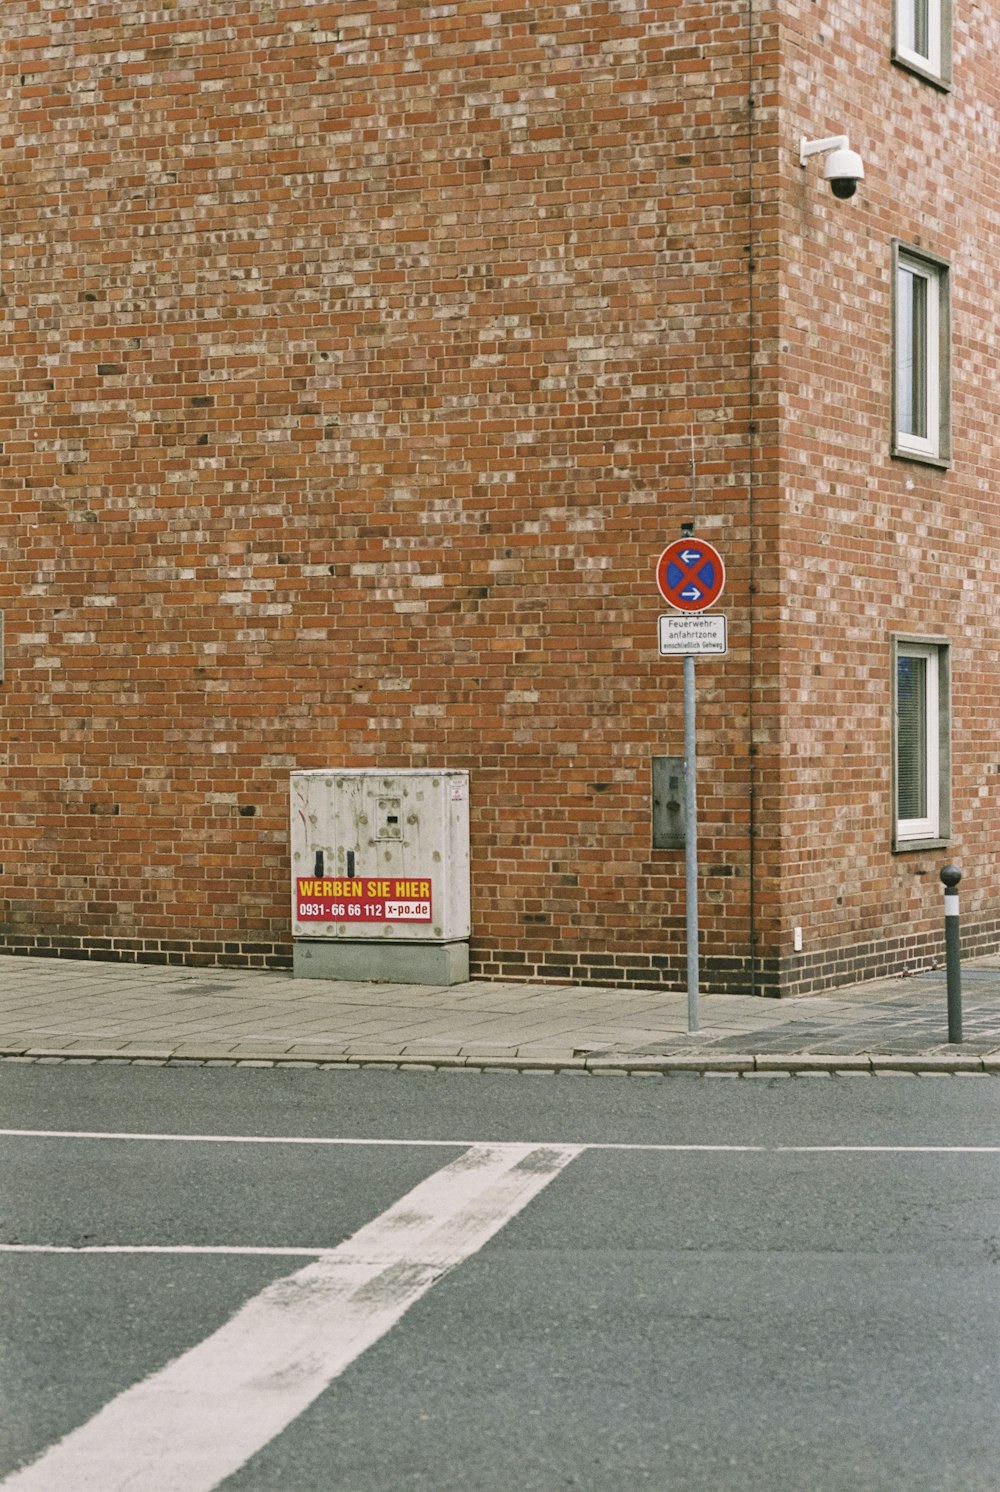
0;1142;580;1492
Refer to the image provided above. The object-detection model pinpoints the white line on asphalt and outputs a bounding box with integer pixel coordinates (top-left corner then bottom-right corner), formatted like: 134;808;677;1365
2;1127;1000;1154
0;1142;580;1492
0;1244;332;1256
0;1126;460;1147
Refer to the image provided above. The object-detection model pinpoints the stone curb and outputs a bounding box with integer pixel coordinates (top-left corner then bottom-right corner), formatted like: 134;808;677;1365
865;1053;989;1073
585;1053;755;1073
754;1053;871;1072
2;1041;998;1074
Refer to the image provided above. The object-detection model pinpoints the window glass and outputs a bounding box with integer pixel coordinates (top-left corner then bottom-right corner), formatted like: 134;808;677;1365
893;246;948;464
896;652;928;822
894;639;948;848
901;0;932;60
896;266;928;441
894;0;949;84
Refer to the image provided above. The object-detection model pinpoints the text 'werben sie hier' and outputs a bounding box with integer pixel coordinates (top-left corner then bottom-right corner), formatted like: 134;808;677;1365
296;878;431;900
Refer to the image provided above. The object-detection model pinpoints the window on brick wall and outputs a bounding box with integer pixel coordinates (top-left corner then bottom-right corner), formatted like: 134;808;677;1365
894;0;951;86
893;637;950;849
892;245;951;465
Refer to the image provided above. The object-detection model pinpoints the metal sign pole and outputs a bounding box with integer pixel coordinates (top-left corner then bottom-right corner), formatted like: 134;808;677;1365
684;651;699;1033
656;528;724;1038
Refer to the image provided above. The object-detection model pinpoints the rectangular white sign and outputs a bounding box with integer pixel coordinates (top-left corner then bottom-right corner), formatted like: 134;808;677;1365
658;613;728;656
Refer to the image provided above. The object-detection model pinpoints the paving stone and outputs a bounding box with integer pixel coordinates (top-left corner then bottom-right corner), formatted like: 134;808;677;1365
6;952;1000;1075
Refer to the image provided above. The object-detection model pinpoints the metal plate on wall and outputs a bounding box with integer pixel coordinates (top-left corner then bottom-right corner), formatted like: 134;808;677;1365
652;756;686;849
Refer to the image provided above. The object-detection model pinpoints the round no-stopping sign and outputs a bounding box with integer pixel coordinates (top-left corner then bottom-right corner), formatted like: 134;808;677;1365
655;538;726;612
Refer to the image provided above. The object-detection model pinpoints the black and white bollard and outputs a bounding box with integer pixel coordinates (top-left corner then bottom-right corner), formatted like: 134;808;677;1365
940;865;962;1044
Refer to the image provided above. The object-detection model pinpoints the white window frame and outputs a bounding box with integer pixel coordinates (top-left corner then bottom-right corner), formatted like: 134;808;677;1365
894;0;951;86
892;245;950;466
893;637;950;850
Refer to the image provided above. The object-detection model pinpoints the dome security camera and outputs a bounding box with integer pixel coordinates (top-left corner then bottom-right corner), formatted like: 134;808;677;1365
799;134;865;201
823;146;865;199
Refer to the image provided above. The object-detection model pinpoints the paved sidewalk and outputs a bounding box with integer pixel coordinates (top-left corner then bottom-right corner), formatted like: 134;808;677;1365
2;952;1000;1074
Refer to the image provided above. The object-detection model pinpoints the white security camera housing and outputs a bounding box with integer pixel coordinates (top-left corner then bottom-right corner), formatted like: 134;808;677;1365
799;135;865;200
823;146;865;199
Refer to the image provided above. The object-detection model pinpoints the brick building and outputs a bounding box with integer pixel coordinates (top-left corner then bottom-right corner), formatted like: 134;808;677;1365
1;0;998;996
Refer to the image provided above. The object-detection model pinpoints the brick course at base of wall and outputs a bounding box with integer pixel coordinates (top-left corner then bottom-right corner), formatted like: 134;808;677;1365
0;934;292;972
474;949;755;996
766;916;1000;999
4;920;997;999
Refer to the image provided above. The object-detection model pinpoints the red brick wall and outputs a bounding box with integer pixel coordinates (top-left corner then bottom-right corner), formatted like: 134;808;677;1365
30;1;993;997
0;0;776;986
774;0;1000;985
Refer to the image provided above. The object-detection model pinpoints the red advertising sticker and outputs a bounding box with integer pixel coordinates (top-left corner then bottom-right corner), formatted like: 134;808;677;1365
296;876;432;924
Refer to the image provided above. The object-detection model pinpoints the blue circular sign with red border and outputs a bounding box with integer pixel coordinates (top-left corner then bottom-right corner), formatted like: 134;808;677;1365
656;538;726;612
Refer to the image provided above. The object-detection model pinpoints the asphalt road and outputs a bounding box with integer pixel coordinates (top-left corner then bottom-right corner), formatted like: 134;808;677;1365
1;1064;999;1491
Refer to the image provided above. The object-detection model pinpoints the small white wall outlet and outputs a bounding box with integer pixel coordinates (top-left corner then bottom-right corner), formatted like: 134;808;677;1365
793;927;803;953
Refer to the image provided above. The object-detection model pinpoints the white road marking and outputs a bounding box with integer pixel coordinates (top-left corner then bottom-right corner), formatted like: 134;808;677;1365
0;1126;461;1147
0;1244;331;1256
2;1129;997;1485
2;1126;999;1154
0;1142;580;1492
